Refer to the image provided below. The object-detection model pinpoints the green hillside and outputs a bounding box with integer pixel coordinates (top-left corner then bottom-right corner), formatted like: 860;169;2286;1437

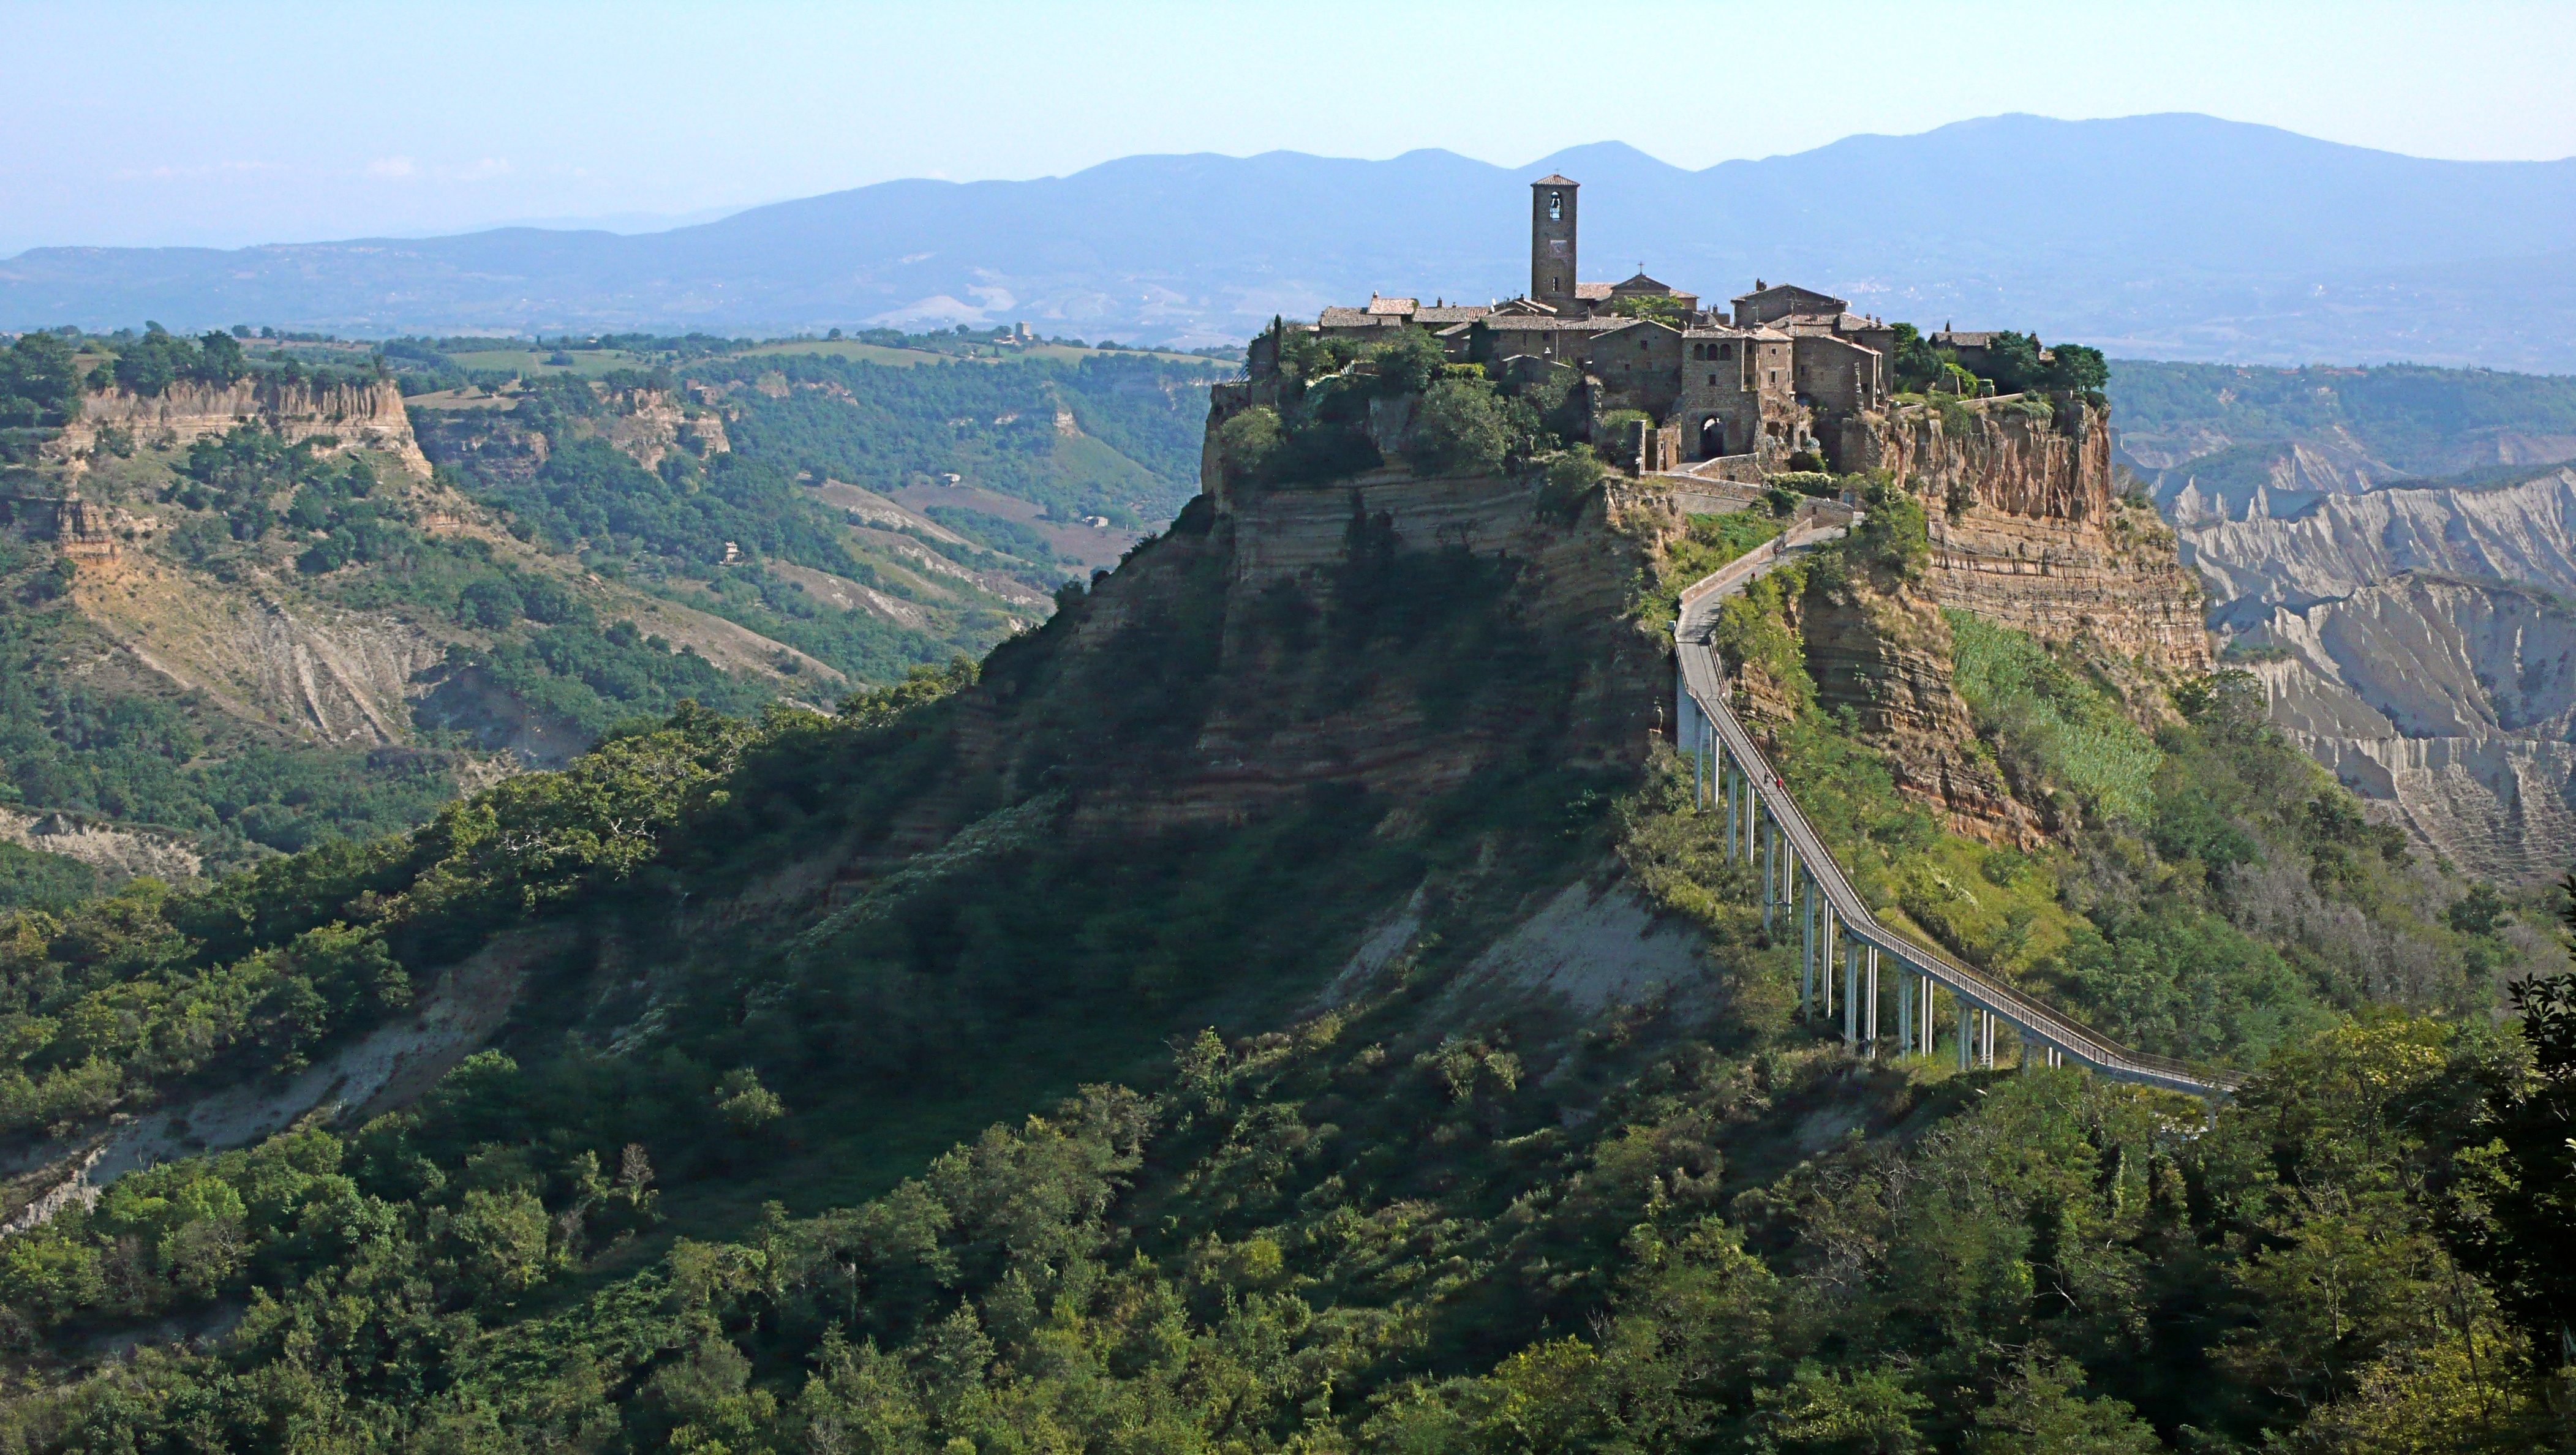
0;326;1224;904
0;385;2567;1450
2111;358;2576;479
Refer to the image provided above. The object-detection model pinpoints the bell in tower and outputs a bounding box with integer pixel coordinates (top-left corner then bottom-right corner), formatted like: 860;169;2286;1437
1530;175;1578;312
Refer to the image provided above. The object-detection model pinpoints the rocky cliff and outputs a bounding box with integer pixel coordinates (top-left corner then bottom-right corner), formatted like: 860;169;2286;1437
1862;399;2212;676
409;385;731;481
881;464;1662;857
1779;399;2210;841
1795;573;2041;844
51;379;429;476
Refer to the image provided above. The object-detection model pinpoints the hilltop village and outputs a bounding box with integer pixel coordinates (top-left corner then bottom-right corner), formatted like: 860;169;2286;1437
1248;173;2091;478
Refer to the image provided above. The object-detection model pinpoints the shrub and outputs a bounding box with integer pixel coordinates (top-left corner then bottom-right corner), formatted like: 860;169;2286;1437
1946;610;2161;822
1766;471;1837;499
1848;475;1929;582
1215;406;1283;486
1404;378;1511;477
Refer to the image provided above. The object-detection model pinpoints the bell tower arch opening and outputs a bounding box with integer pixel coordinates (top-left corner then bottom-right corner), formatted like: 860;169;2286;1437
1530;175;1578;312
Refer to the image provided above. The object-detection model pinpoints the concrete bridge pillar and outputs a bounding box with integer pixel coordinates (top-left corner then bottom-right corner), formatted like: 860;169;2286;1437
1761;813;1777;933
1897;966;1913;1055
1799;871;1816;1017
1865;944;1880;1054
1842;930;1861;1047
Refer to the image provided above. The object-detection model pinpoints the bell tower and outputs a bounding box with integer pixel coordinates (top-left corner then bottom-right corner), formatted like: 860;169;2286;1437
1531;175;1578;312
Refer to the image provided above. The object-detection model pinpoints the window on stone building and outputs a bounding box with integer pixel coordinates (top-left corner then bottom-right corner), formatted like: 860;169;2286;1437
1548;190;1562;221
1718;344;1733;359
1708;374;1717;385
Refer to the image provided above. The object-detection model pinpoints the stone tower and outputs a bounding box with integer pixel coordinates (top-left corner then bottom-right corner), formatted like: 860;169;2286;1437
1531;175;1578;312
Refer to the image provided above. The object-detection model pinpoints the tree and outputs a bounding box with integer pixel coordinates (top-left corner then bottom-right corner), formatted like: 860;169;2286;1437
1965;1355;2162;1455
1404;378;1511;477
0;331;81;430
1215;405;1283;487
197;330;246;386
1366;327;1450;397
2044;344;2109;396
1982;331;2047;394
717;1066;787;1133
1890;323;1949;394
2472;949;2576;1364
1745;1361;1927;1454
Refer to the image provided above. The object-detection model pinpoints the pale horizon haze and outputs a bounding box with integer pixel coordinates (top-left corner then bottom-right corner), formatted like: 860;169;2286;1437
5;0;2574;255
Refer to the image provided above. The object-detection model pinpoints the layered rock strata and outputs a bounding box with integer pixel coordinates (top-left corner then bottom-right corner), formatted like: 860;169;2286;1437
53;380;429;475
1862;400;2212;676
881;465;1664;854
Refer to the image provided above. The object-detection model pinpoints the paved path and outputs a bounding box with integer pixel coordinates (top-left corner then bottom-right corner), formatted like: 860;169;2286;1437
1673;533;2239;1099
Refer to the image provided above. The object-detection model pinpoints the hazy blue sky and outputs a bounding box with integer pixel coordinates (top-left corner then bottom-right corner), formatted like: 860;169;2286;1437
6;0;2571;254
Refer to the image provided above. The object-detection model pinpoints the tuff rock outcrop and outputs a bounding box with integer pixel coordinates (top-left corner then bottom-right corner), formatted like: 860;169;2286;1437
51;379;429;476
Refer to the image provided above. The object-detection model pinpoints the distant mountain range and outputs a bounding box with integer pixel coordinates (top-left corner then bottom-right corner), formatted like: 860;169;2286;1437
8;113;2576;366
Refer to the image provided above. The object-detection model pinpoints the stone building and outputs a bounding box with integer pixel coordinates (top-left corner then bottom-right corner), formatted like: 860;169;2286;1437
1297;174;1936;470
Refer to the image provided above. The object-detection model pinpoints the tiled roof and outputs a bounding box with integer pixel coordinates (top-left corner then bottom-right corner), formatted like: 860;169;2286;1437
1319;307;1395;328
1774;311;1889;334
1589;317;1683;337
1574;282;1614;300
1366;296;1417;315
1730;283;1849;307
1532;173;1578;186
1413;305;1491;324
1613;272;1673;293
1936;331;2001;347
1481;317;1629;332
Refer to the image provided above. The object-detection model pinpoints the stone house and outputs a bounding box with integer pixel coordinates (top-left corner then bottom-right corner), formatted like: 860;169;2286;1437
1290;173;2039;471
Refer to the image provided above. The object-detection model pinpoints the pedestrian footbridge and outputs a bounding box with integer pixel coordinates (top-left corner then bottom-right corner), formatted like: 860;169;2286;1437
1671;515;2239;1100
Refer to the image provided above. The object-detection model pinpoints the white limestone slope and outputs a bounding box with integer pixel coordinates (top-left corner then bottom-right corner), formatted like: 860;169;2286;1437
2243;573;2576;881
2183;467;2576;626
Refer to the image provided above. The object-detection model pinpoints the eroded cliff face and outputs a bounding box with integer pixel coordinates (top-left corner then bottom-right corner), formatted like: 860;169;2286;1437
1863;401;2212;676
2250;572;2576;882
1782;400;2209;840
2184;467;2576;629
1796;577;2039;844
68;553;448;745
410;385;731;479
2185;468;2576;878
881;466;1663;855
53;380;429;476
